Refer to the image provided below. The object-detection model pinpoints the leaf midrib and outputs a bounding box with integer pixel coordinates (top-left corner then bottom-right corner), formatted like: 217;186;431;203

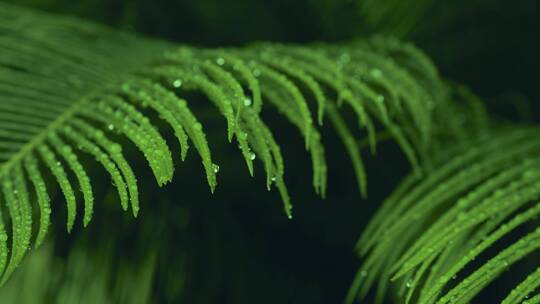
0;30;174;179
0;97;91;179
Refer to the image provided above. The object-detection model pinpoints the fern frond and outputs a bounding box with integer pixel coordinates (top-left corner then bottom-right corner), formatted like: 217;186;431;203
0;2;457;284
349;128;540;304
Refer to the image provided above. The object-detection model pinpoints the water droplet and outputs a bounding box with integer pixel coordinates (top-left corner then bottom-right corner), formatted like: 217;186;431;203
271;176;277;182
173;79;183;88
244;98;252;106
285;205;293;220
212;164;220;173
405;280;413;288
253;69;261;77
107;124;115;131
216;58;225;66
249;152;256;160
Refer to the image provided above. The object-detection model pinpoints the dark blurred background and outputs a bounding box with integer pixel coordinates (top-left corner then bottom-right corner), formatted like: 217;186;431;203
2;0;539;303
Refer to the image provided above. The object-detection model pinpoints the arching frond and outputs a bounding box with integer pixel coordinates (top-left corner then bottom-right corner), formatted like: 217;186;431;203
348;128;540;304
0;3;459;284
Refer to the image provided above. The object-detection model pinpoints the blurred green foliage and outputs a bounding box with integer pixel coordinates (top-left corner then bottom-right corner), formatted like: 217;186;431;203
0;0;538;303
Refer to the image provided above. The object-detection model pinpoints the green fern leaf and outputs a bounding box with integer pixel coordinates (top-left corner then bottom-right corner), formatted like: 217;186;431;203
349;128;540;304
0;2;459;285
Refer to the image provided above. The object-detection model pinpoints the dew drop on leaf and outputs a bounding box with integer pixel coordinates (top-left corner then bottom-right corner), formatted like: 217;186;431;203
173;79;183;88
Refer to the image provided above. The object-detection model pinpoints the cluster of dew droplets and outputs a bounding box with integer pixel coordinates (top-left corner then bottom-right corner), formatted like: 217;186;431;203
37;144;77;232
50;134;95;227
23;154;51;247
63;124;133;214
96;100;173;186
238;132;256;161
77;119;140;216
247;60;261;77
192;114;218;179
